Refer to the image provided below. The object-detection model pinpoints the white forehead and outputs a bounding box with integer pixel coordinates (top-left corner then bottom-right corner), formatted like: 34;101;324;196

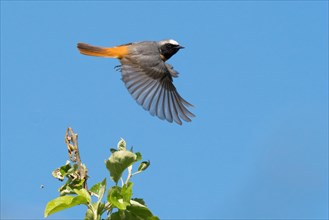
160;39;180;45
168;39;179;45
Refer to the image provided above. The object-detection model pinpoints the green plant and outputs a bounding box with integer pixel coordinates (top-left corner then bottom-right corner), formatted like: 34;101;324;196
44;128;158;220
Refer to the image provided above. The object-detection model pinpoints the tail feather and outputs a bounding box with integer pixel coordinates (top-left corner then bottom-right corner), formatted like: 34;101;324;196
77;43;128;58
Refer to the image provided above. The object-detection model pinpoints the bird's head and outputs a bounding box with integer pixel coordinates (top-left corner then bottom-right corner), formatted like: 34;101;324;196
158;39;184;61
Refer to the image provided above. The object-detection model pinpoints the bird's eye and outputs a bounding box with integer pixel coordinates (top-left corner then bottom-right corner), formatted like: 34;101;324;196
169;44;180;49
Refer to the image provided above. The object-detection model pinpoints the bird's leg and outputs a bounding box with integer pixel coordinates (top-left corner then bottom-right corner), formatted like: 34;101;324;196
114;65;122;72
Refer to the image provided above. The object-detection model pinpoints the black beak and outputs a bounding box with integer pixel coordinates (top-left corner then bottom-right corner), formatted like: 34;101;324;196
178;45;185;49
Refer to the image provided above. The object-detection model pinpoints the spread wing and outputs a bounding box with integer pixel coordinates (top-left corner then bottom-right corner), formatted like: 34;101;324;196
120;56;194;125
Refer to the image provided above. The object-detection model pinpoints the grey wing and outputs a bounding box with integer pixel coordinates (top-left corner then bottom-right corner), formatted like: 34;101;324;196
120;57;194;125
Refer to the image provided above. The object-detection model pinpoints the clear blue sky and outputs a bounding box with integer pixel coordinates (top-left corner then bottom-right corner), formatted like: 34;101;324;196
1;1;328;219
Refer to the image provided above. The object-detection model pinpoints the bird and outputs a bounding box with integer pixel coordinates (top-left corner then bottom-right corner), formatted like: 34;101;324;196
77;39;194;125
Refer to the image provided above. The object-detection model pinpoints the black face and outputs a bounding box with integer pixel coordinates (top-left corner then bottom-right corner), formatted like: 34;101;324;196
160;43;183;61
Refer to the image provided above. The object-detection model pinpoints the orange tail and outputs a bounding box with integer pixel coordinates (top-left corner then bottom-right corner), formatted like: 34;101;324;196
77;43;129;59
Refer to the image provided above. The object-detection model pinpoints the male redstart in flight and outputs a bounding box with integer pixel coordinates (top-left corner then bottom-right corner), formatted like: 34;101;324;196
77;39;194;125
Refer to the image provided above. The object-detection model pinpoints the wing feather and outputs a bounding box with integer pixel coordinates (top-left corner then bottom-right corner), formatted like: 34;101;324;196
120;56;194;124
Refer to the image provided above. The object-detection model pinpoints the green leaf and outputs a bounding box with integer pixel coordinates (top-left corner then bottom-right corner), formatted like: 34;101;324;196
60;179;85;196
128;200;159;220
66;163;79;175
59;161;72;172
52;168;64;181
107;186;129;210
57;162;78;177
110;210;135;220
88;179;107;219
121;182;133;203
84;207;94;220
117;138;126;151
97;202;106;214
74;188;91;204
90;178;106;201
52;161;72;181
44;195;88;217
138;160;150;172
58;183;75;196
87;202;102;220
135;152;142;161
131;198;145;206
110;148;117;153
109;201;159;220
105;151;139;184
109;211;122;220
108;199;158;220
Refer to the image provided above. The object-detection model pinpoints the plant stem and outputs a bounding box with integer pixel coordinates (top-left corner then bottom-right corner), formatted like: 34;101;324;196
65;127;88;189
125;165;133;185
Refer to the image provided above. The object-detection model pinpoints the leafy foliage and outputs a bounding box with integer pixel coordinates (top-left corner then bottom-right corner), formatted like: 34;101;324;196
106;149;141;184
44;129;158;220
